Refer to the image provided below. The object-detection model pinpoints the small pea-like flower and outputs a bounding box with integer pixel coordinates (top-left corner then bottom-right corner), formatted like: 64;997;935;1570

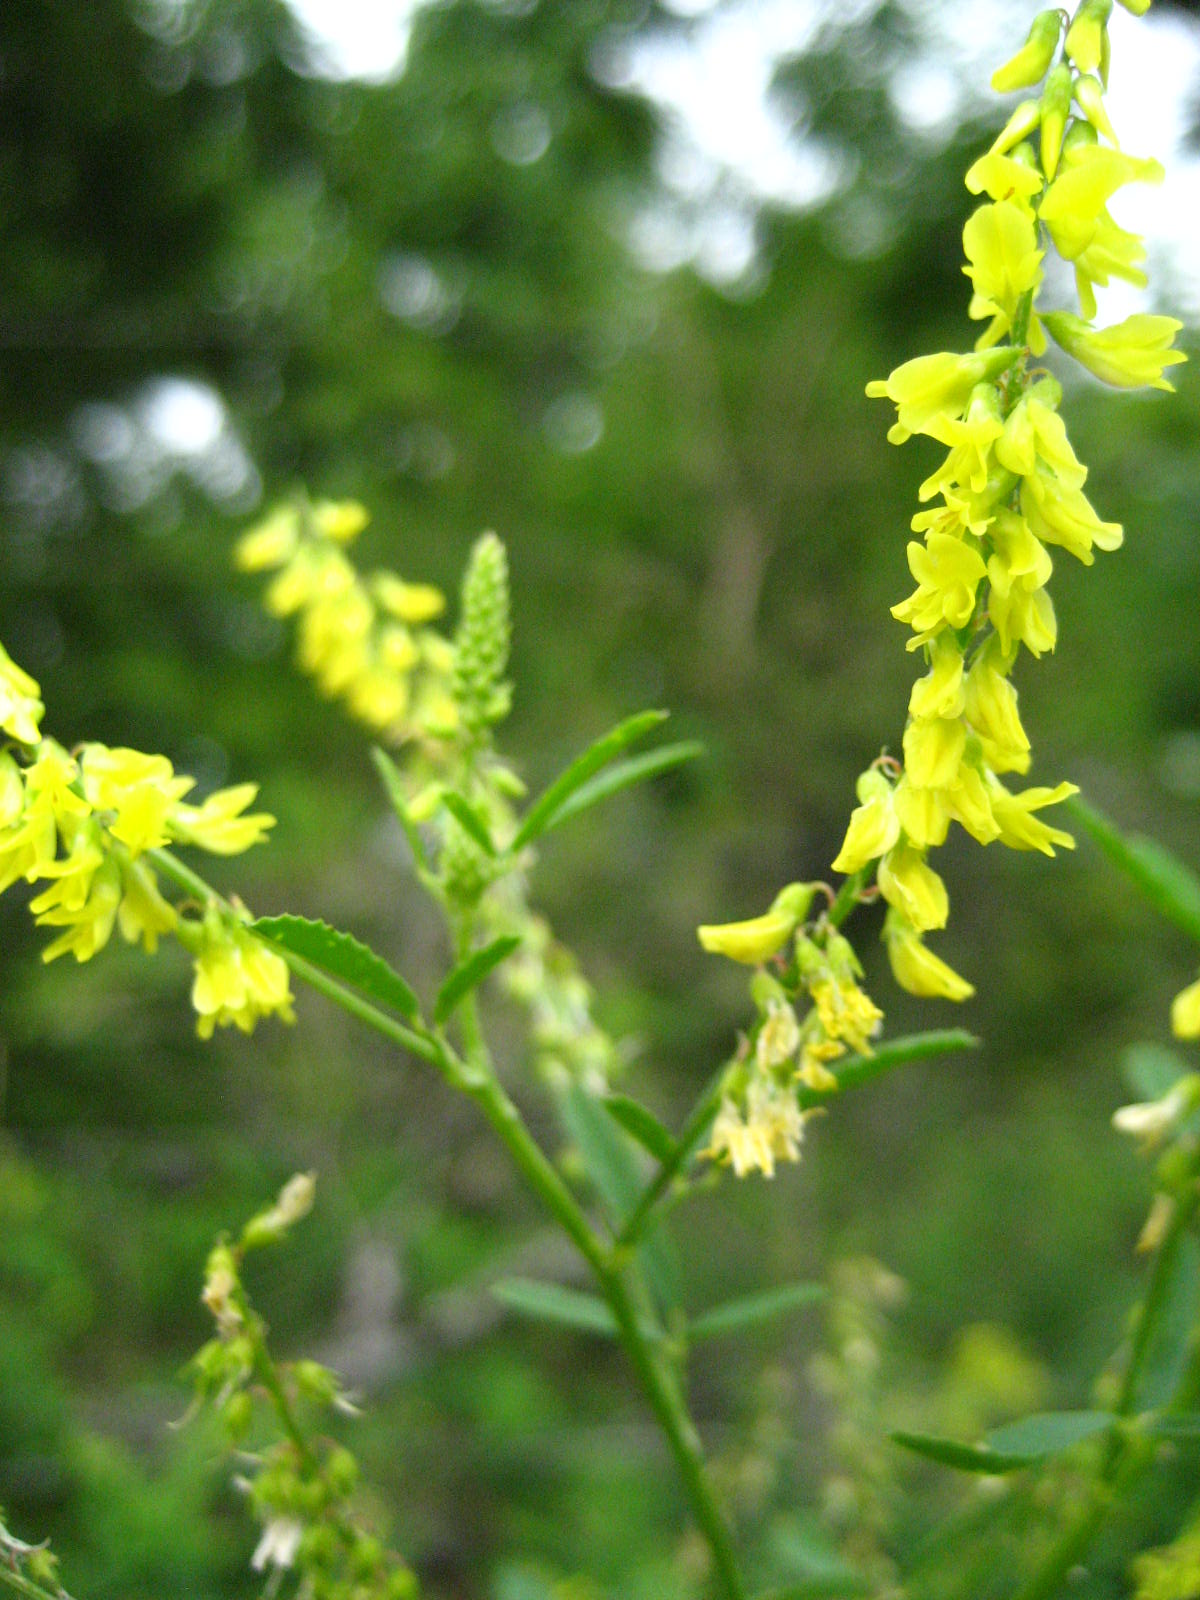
892;532;988;643
169;784;275;856
965;146;1045;206
877;840;950;933
190;917;295;1039
810;976;884;1056
705;1078;806;1179
962;202;1043;347
251;1516;305;1575
909;634;967;722
893;775;951;849
920;387;1006;497
866;347;1017;445
1112;1078;1199;1150
986;779;1078;854
34;853;123;964
1020;469;1123;565
233;506;301;572
995;387;1087;490
0;643;45;746
1043;310;1186;393
698;882;814;965
988;577;1058;658
902;714;967;791
756;999;801;1069
1038;147;1163;262
1064;0;1111;76
832;767;901;875
964;646;1031;775
80;744;193;857
884;911;975;1001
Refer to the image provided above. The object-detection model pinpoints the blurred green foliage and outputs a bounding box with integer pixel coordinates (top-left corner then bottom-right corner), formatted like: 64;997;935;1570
1;0;1199;1594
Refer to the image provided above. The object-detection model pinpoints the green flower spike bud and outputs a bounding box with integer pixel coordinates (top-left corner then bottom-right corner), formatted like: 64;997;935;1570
1043;310;1186;391
1065;0;1113;74
1039;64;1075;180
452;531;512;738
991;10;1064;93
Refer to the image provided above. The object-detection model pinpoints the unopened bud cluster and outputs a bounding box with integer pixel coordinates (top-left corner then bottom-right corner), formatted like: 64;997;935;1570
698;884;883;1178
195;1178;419;1600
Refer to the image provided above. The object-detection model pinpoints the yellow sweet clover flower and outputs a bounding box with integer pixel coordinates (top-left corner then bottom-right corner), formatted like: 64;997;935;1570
877;840;950;933
831;767;901;876
963;200;1044;347
0;639;284;1036
0;643;45;746
236;499;455;745
884;911;975;1002
847;0;1183;1016
705;1080;807;1180
189;915;294;1040
698;882;815;965
1043;310;1187;392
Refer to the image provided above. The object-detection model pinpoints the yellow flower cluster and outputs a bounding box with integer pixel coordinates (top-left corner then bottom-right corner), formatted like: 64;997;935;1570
847;0;1184;999
699;885;883;1177
235;499;457;743
0;641;290;1037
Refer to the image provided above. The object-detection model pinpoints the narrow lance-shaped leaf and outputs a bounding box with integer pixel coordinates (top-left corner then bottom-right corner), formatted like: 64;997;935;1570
491;1278;618;1338
546;740;704;833
252;915;419;1021
439;791;497;857
984;1410;1115;1459
1066;795;1200;943
689;1282;825;1343
434;934;521;1025
562;1084;682;1314
602;1095;678;1166
509;709;668;852
891;1430;1038;1476
370;746;428;874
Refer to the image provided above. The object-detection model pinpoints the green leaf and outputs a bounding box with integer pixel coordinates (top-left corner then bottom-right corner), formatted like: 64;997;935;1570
370;746;429;873
561;1084;682;1314
985;1410;1114;1459
796;1029;979;1107
690;1283;825;1343
440;790;497;857
759;1514;873;1598
546;740;704;832
434;934;521;1025
491;1278;617;1337
1140;1232;1200;1410
509;710;668;852
890;1430;1033;1476
1066;795;1200;943
602;1095;677;1166
251;914;419;1020
1122;1042;1190;1102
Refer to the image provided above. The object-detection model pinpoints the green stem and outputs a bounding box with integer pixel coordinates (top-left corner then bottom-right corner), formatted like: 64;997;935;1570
1010;1180;1200;1600
0;1569;66;1600
457;1065;747;1599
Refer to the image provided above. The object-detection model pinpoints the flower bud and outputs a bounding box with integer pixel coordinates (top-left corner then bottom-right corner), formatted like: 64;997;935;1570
991;10;1063;93
1065;0;1113;74
1039;65;1074;180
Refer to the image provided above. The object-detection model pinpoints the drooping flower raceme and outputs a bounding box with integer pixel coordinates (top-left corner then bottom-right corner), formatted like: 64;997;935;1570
0;648;291;1038
697;0;1185;1175
848;0;1183;1003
